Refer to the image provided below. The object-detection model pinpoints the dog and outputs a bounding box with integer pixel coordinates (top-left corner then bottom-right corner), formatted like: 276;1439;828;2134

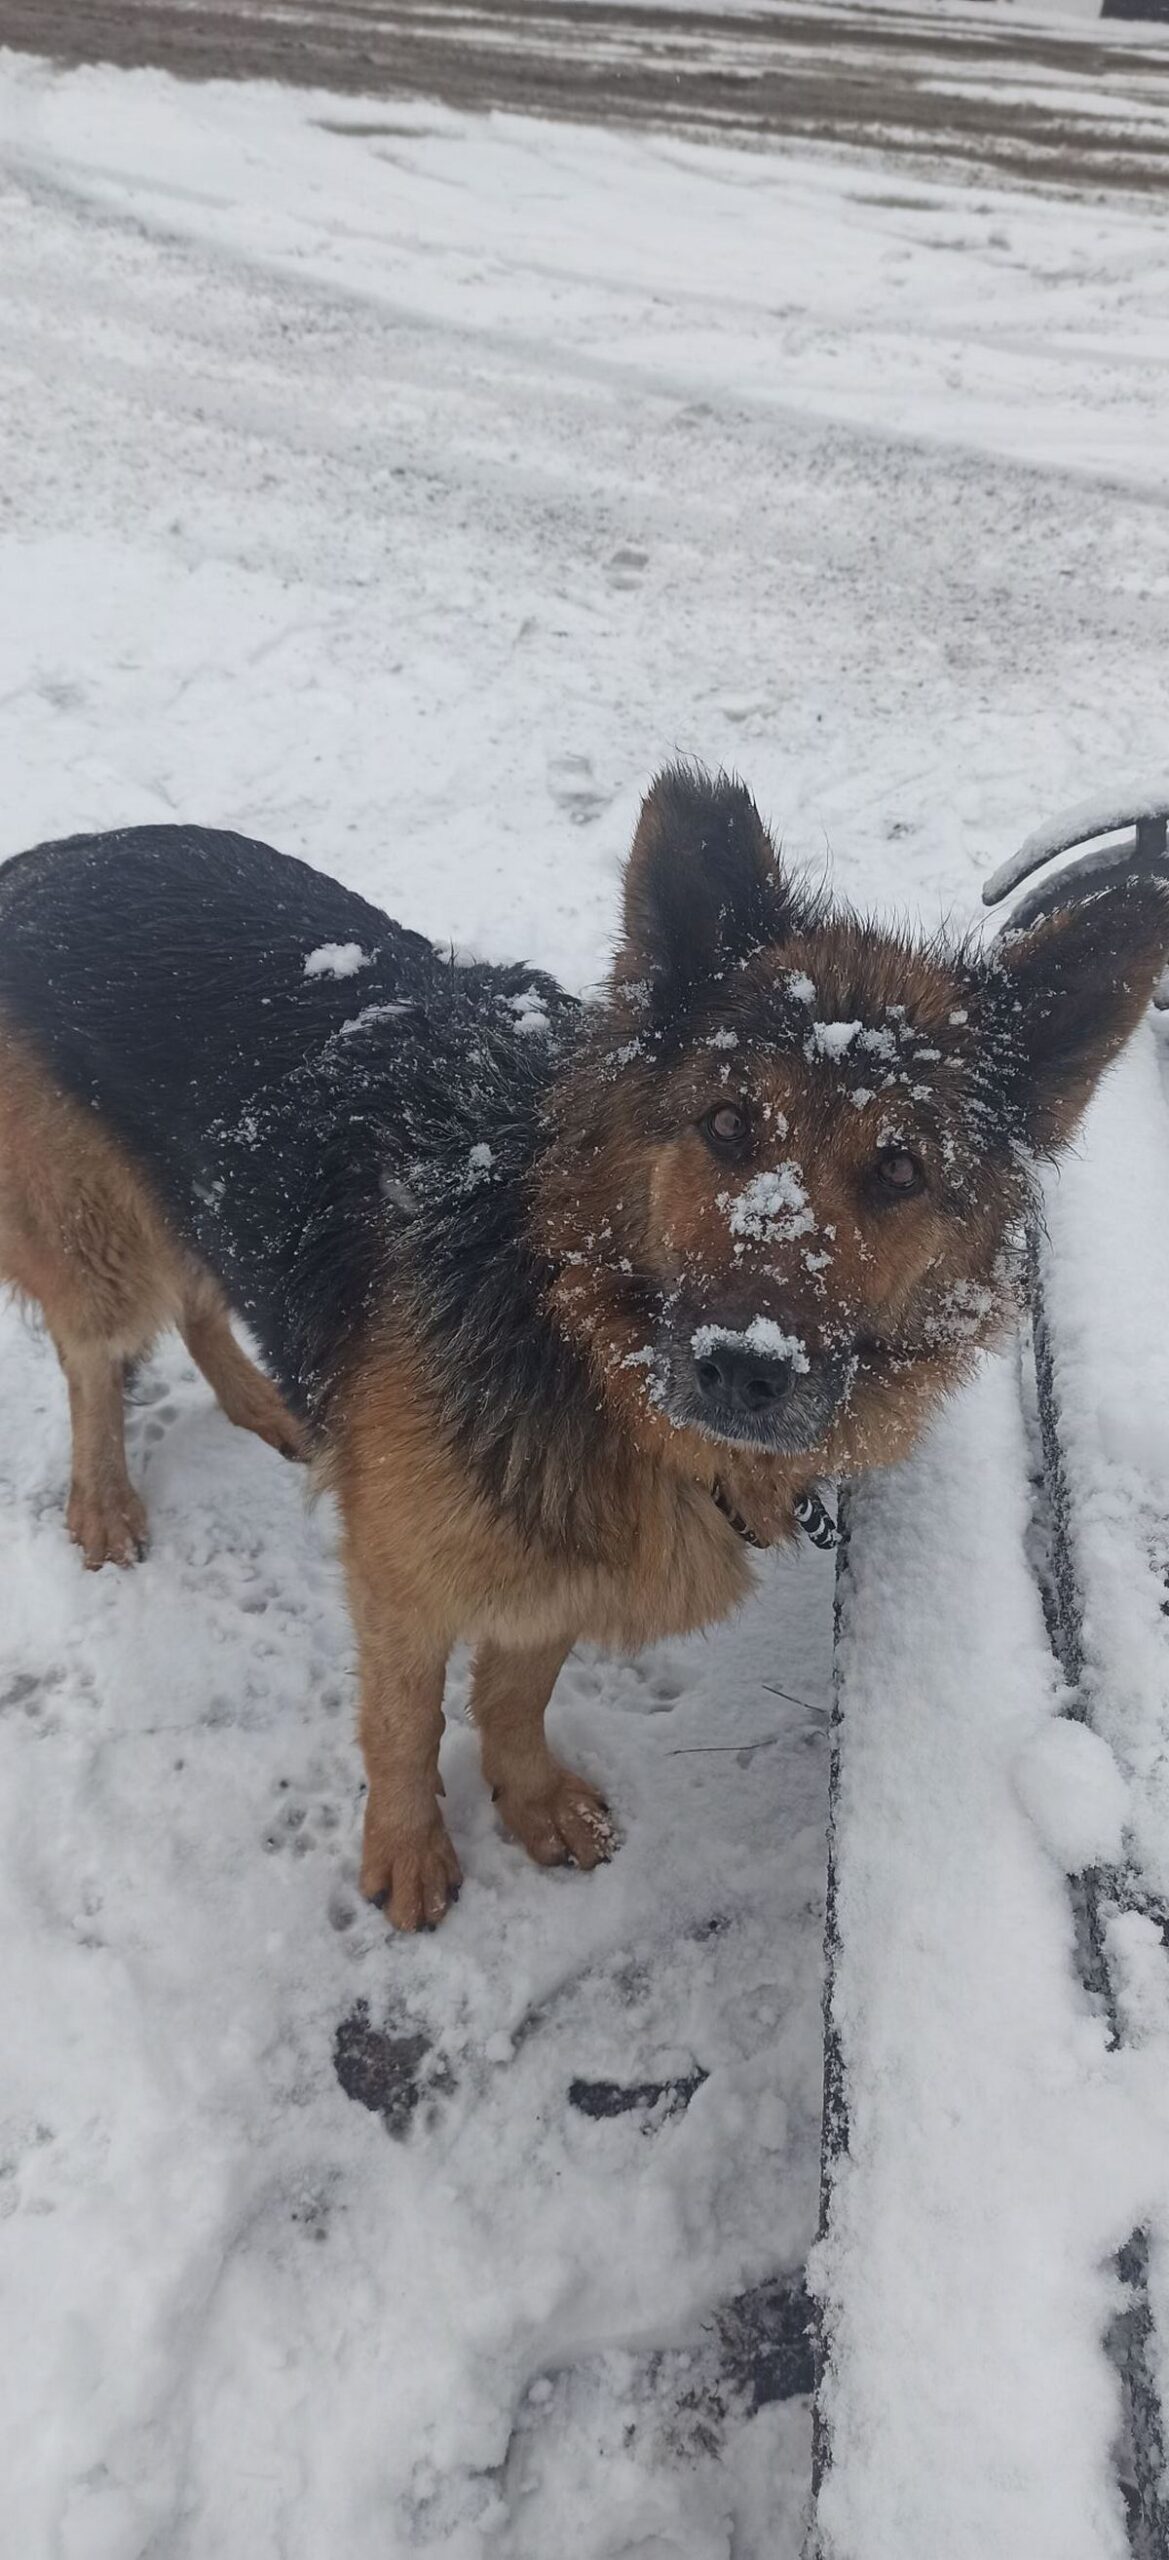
1;767;1165;1926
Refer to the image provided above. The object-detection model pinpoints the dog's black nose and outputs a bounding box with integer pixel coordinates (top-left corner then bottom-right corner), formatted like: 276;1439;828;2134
694;1342;793;1414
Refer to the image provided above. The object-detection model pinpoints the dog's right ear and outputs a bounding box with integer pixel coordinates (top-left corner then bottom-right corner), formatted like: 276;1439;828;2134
615;765;791;1010
986;871;1169;1152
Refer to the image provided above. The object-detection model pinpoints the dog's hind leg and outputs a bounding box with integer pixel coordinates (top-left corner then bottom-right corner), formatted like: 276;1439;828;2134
0;1028;181;1565
55;1331;149;1569
180;1276;304;1462
471;1637;615;1872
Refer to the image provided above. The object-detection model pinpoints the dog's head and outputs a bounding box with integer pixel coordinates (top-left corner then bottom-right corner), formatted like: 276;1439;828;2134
542;765;1169;1479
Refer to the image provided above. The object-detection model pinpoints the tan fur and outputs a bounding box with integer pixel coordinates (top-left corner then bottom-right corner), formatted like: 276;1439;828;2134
329;1330;752;1921
536;927;1020;1505
0;1023;303;1566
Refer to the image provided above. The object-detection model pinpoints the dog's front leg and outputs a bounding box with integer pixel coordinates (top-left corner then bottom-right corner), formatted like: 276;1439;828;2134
471;1637;615;1873
347;1573;461;1929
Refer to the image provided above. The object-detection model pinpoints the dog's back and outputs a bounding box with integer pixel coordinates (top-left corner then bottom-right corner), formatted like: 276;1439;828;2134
0;826;573;1418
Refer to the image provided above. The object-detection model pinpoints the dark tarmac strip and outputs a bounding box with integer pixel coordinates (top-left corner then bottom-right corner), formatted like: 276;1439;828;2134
2;0;1169;190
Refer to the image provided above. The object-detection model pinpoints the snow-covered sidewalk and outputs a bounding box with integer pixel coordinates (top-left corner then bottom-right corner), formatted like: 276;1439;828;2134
2;41;1169;2558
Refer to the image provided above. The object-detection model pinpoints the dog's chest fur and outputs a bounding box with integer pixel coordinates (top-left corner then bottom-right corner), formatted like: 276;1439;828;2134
337;1330;759;1652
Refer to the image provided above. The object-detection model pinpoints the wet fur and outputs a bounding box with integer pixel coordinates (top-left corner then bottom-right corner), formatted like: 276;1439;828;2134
1;776;1166;1927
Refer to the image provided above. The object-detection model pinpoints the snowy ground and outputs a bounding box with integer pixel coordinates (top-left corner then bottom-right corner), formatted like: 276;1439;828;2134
2;36;1169;2560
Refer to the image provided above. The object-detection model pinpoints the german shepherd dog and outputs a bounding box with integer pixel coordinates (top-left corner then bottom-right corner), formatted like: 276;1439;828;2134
1;769;1165;1926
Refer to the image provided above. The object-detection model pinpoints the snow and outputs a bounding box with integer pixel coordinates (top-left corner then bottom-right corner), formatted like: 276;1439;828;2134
691;1319;812;1375
723;1168;815;1246
806;1021;863;1060
1012;1718;1130;1875
983;778;1169;907
303;940;370;978
340;998;414;1038
1032;1025;1169;1903
1;31;1169;2560
816;1359;1164;2560
507;989;552;1036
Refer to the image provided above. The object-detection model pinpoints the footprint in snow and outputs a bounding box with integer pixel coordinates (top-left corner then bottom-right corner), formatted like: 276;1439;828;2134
333;2001;456;2137
605;541;649;589
545;750;610;825
563;1651;685;1715
0;1665;70;1733
263;1769;346;1860
124;1366;180;1456
567;2064;708;2127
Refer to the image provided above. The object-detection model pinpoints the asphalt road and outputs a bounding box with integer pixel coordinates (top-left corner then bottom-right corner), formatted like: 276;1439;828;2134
2;0;1169;190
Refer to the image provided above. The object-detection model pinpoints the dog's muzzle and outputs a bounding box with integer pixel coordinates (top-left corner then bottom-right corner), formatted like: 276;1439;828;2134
663;1319;855;1454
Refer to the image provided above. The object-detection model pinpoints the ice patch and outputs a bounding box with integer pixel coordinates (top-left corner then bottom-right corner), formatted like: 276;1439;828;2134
465;1142;495;1185
304;941;369;979
692;1316;810;1374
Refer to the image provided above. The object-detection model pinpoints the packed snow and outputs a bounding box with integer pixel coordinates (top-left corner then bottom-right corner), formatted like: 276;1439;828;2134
1;30;1168;2560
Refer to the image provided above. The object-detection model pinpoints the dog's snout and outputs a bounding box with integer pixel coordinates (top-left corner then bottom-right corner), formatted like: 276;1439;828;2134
694;1340;794;1415
678;1312;845;1453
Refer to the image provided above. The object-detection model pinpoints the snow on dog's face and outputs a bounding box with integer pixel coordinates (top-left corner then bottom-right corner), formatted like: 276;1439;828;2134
541;766;1169;1479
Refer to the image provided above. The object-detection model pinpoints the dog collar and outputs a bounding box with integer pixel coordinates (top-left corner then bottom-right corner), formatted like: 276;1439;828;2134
711;1480;839;1553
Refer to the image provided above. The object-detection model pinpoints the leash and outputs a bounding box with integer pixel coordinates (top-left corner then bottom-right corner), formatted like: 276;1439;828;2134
794;1488;840;1551
712;1480;839;1553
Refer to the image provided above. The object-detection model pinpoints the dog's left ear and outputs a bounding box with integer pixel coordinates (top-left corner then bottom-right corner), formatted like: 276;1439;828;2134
986;874;1169;1151
616;764;792;1007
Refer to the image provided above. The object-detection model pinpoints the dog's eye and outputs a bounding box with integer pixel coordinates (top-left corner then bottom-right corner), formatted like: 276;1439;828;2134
873;1147;925;1199
701;1103;751;1157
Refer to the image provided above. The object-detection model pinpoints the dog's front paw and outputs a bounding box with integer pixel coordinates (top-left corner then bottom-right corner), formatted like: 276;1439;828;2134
67;1481;149;1570
495;1767;616;1872
360;1814;463;1931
